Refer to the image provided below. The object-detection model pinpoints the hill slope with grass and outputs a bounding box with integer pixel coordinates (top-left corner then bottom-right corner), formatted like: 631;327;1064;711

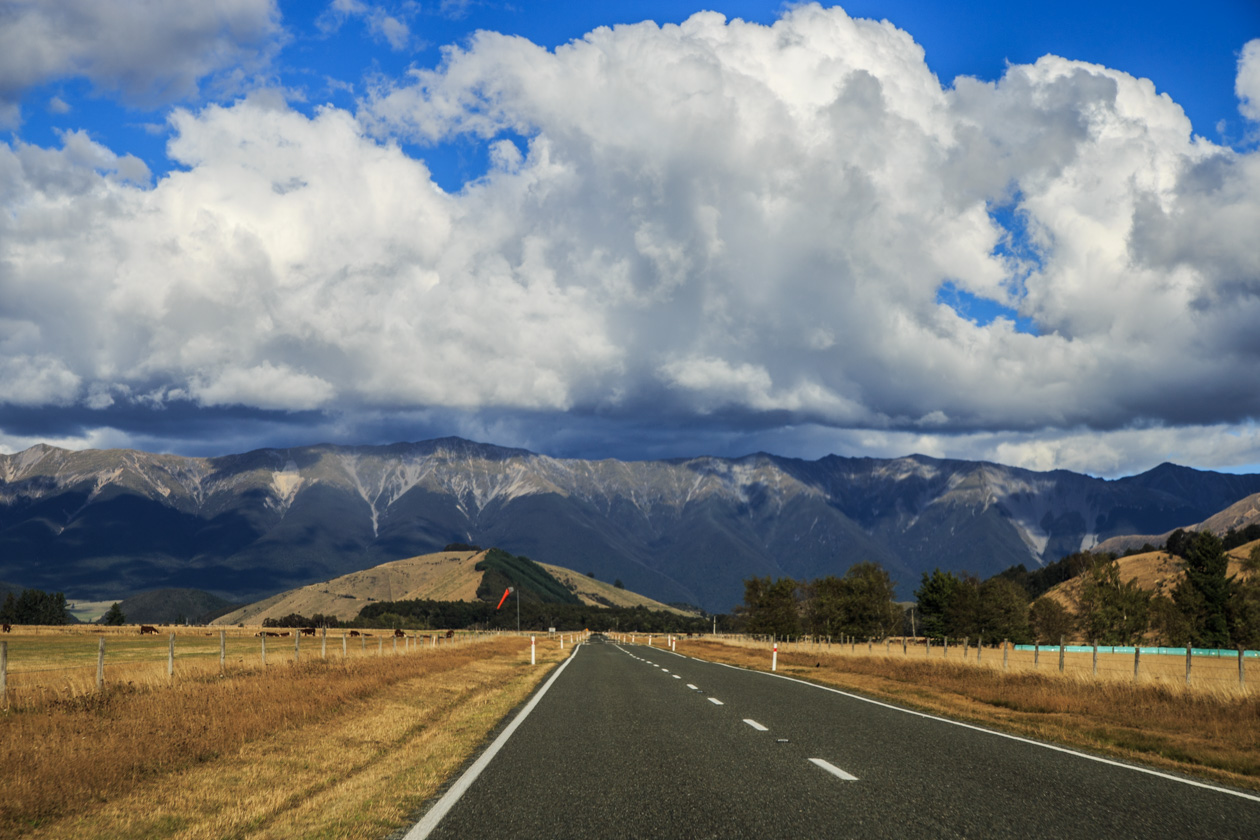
212;548;684;625
1043;539;1260;613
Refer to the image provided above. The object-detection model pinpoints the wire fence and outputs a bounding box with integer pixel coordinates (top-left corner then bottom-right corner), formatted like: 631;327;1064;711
625;632;1255;694
0;625;514;709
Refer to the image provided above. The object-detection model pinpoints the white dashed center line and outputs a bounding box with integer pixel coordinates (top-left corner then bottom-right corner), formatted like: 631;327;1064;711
672;675;681;679
743;719;768;731
686;684;699;690
808;758;858;781
708;697;724;706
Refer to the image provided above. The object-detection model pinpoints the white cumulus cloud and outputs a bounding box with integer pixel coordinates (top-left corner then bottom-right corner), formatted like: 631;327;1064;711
1;4;1259;473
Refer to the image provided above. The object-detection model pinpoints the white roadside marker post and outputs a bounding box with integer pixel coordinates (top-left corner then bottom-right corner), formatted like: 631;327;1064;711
531;635;536;665
772;642;778;672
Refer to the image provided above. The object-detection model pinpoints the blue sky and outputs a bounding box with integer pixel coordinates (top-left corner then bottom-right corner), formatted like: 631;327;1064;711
2;1;1259;477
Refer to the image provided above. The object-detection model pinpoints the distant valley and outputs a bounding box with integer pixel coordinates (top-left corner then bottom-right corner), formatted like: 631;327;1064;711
3;438;1260;613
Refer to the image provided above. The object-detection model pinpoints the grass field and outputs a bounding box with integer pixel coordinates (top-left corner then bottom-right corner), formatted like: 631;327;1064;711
0;625;480;705
705;635;1254;693
0;627;570;840
6;628;1255;838
659;635;1260;794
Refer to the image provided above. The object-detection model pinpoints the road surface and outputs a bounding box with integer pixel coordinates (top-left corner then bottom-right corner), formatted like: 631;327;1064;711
406;636;1260;839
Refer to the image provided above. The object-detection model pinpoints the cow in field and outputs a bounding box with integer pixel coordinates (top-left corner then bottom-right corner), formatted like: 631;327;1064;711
393;628;406;638
139;625;158;635
2;623;10;633
348;630;360;637
300;627;316;636
445;629;454;639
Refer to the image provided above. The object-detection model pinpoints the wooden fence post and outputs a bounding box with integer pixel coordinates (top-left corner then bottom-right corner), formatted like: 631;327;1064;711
1002;639;1008;671
1240;648;1246;691
976;636;982;664
902;636;907;655
97;637;105;690
925;637;930;657
220;630;226;674
1134;645;1140;682
261;633;267;667
295;631;300;663
1034;641;1039;667
168;634;175;679
321;627;327;660
342;632;347;658
1092;641;1098;677
963;637;969;659
1;640;6;704
1058;636;1065;673
1185;642;1192;686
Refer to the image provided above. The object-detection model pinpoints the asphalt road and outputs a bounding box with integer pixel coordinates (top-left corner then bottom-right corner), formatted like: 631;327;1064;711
406;636;1260;839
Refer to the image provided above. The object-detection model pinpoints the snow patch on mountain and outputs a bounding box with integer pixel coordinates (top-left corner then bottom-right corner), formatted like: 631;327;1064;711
268;461;304;516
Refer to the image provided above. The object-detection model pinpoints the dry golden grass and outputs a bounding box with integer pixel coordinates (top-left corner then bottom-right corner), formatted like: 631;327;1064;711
212;550;487;625
0;625;469;704
674;637;1260;793
1;631;568;840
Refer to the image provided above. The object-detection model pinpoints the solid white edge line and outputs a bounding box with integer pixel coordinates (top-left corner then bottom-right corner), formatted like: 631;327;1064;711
743;718;768;731
403;644;583;839
809;757;858;781
708;697;724;705
697;657;1260;804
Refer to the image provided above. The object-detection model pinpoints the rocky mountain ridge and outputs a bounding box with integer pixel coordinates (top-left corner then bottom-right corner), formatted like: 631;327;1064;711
2;438;1259;612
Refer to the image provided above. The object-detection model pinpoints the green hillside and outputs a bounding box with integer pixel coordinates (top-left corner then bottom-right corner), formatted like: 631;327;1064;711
474;548;582;606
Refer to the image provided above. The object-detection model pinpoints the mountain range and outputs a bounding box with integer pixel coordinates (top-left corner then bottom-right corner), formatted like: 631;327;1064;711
3;437;1260;613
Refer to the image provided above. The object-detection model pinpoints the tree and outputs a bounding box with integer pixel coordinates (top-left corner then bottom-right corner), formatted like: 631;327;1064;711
100;603;126;626
802;576;845;638
977;577;1032;644
943;575;982;640
1228;578;1260;650
1172;531;1233;647
1077;557;1149;645
1148;594;1191;645
1165;529;1191;559
835;563;899;638
613;579;625;589
0;589;71;625
915;569;962;640
1029;597;1074;643
741;576;800;637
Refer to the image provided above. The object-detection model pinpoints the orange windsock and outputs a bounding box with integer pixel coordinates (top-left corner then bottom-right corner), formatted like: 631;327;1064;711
496;587;513;610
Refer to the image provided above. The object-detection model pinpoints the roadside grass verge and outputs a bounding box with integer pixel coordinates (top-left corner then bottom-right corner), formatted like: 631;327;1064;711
676;639;1260;793
1;635;566;840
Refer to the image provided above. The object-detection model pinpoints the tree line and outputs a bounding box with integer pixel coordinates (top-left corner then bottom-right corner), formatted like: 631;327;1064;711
735;529;1260;649
736;562;900;639
0;589;72;625
923;529;1260;647
260;599;725;634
